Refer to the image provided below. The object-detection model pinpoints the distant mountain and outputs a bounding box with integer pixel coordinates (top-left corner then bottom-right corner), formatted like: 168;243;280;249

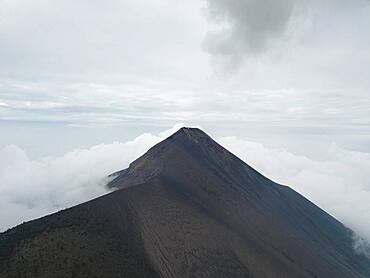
1;127;369;278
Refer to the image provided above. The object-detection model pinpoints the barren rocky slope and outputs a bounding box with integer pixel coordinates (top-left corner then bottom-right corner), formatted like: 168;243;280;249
1;128;369;278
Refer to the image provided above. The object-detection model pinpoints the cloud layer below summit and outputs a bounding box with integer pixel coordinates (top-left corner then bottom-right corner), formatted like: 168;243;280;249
2;125;370;254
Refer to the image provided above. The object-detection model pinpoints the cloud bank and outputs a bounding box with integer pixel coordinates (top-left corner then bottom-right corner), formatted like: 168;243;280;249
0;124;183;231
219;137;370;242
1;125;370;256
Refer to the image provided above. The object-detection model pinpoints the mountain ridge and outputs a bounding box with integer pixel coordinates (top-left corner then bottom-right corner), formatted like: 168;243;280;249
108;127;274;190
1;127;370;278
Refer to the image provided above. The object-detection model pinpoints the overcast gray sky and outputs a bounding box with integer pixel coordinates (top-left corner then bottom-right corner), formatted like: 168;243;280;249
1;0;369;156
1;0;370;246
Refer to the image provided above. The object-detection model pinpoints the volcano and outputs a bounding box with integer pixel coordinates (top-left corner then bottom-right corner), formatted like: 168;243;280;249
1;127;369;278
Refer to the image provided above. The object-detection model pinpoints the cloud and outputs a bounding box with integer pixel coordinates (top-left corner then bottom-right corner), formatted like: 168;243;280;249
203;0;300;71
0;124;184;232
353;234;370;259
218;136;370;244
1;124;370;256
0;0;369;136
203;0;370;80
0;0;208;82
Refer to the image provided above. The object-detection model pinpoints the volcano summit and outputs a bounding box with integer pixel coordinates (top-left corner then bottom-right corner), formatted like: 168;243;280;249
1;128;369;278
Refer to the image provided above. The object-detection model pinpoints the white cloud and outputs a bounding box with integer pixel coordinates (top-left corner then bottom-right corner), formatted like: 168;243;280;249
218;136;370;243
0;126;180;231
353;234;370;259
0;0;208;82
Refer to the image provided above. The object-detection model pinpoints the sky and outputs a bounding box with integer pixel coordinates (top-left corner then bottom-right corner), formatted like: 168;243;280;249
0;0;370;253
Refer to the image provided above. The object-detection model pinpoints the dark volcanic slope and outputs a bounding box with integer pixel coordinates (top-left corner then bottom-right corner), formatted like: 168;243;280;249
1;128;370;278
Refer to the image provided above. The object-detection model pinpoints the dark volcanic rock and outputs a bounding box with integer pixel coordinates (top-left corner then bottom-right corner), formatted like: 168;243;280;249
1;127;370;278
